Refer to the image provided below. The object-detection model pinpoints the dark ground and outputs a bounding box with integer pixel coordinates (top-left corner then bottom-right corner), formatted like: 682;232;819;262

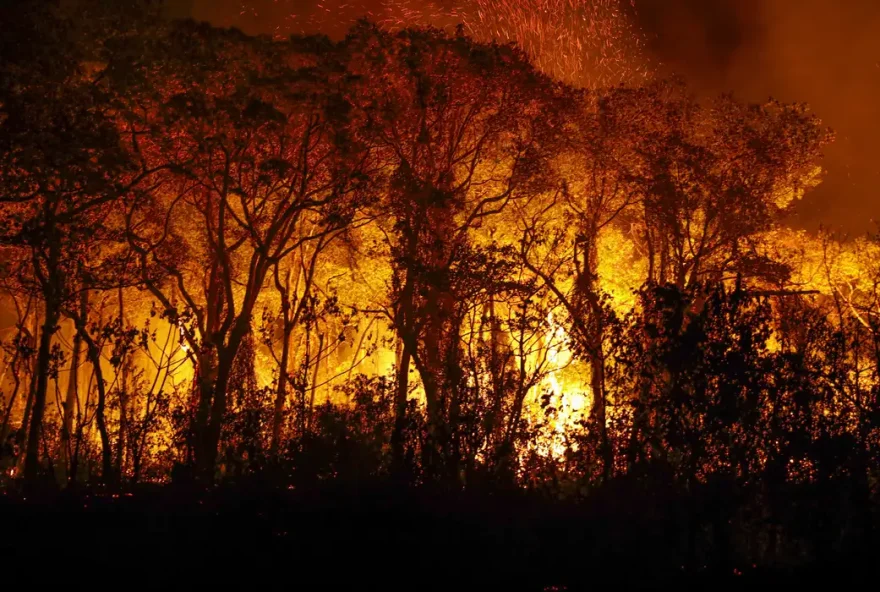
1;480;875;589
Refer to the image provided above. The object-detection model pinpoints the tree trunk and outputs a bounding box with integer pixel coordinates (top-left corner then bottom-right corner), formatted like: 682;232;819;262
270;320;294;456
419;280;459;482
200;354;232;481
61;290;86;484
199;319;250;481
15;349;38;472
391;267;417;474
307;332;324;431
88;339;113;484
117;379;127;482
116;287;128;482
415;354;445;480
70;310;114;485
576;229;613;482
194;350;218;478
391;340;412;473
0;337;26;463
24;299;59;484
93;357;113;485
590;352;611;480
485;300;510;450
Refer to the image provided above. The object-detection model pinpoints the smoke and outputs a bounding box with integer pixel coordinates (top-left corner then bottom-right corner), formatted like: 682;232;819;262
635;0;761;89
634;0;880;233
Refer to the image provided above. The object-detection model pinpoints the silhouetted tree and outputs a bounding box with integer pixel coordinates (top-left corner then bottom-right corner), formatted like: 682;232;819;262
0;0;152;484
116;24;372;479
345;24;566;481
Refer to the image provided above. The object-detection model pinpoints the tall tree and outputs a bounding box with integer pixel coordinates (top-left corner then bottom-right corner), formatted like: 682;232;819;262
0;0;144;483
117;26;371;478
627;81;831;289
345;24;566;479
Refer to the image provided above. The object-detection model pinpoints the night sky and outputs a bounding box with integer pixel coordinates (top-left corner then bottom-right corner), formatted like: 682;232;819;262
178;0;880;234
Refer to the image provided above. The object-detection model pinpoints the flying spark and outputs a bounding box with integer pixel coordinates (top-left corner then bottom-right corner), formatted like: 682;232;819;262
240;0;652;87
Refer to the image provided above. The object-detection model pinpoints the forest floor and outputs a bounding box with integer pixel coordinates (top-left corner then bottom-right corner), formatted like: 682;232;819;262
0;480;872;588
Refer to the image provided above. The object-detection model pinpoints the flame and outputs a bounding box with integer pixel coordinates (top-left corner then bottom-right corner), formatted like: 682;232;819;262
178;325;190;353
530;310;589;460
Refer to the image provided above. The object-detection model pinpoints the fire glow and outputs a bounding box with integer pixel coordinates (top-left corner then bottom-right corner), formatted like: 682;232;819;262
1;1;877;503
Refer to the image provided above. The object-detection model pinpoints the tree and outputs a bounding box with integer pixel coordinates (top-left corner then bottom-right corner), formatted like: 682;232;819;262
117;25;371;479
626;81;831;289
517;86;645;481
343;24;566;481
0;0;147;484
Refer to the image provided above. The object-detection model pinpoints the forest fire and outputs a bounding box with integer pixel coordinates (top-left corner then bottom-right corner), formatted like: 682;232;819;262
1;0;879;582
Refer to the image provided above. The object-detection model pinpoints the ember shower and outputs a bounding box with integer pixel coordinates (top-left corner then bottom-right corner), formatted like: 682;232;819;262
223;0;651;86
1;0;879;575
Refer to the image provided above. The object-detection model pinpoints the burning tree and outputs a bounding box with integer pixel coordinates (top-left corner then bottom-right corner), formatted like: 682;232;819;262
622;81;831;289
114;23;373;479
343;23;568;480
0;1;160;484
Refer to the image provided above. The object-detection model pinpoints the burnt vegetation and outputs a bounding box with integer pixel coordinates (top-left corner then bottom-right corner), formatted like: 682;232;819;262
0;1;878;584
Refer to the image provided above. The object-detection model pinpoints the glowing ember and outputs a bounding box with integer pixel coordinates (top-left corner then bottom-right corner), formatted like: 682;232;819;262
240;0;650;86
